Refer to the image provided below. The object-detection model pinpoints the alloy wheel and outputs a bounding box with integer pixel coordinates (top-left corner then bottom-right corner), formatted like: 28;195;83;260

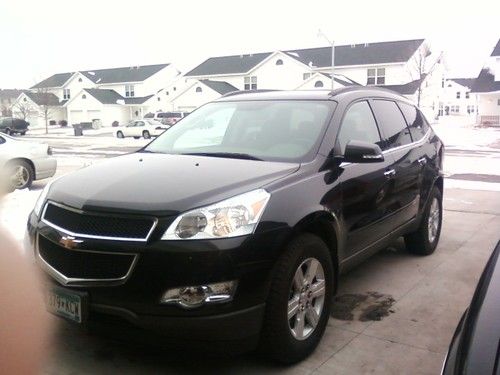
288;257;326;340
11;165;29;189
427;197;440;243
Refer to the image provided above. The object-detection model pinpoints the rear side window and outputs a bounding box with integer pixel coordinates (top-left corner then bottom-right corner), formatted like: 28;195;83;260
398;102;429;141
336;101;382;154
371;100;412;150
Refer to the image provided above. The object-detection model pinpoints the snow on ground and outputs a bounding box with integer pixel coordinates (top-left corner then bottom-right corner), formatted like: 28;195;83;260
432;120;500;152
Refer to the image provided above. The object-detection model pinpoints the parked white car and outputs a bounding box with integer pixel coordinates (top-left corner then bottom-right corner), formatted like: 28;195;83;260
115;119;169;139
0;133;57;190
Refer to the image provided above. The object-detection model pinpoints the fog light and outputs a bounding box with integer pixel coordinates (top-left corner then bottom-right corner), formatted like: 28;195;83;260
160;281;237;309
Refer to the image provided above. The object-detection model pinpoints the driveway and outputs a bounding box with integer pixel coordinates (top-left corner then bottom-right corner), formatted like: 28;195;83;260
41;187;500;375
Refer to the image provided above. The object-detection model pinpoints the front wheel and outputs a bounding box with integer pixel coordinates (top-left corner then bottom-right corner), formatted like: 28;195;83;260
7;160;34;190
260;233;333;364
116;131;124;139
405;186;443;255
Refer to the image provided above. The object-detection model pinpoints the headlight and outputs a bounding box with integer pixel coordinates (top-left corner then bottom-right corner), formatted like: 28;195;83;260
33;179;54;217
162;189;270;240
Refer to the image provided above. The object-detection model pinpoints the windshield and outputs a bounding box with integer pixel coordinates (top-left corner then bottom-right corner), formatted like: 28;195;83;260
144;100;335;162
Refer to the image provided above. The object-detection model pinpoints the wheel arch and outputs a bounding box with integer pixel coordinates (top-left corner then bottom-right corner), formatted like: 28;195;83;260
292;211;340;293
6;157;36;175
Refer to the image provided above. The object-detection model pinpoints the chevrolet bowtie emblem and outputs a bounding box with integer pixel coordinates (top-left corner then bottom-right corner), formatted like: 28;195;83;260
59;236;83;249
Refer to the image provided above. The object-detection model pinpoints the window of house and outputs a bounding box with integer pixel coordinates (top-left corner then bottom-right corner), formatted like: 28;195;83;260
398;102;429;141
196;87;202;93
497;99;500;106
166;91;169;95
367;68;385;85
82;94;86;99
63;89;70;100
157;97;161;101
125;85;135;97
370;100;413;149
276;59;283;66
173;87;176;91
78;77;83;82
441;79;445;88
456;92;460;99
23;97;27;102
314;81;324;88
336;101;382;154
244;76;257;90
465;92;470;99
303;73;312;80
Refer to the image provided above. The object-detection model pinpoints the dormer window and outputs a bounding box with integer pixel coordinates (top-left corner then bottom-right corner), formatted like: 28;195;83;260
63;89;70;100
314;81;324;88
82;94;86;99
125;85;135;97
276;59;283;66
78;77;83;83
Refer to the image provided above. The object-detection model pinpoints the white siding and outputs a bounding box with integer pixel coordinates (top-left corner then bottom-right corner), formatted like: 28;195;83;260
170;82;221;112
477;93;500;117
66;91;103;125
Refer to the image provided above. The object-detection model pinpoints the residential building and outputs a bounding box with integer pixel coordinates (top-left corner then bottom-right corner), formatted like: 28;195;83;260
471;39;500;126
14;64;181;127
0;89;26;116
13;91;65;126
439;78;477;117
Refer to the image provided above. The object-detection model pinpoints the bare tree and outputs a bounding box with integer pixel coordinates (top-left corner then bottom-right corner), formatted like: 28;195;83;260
12;99;35;120
35;88;55;134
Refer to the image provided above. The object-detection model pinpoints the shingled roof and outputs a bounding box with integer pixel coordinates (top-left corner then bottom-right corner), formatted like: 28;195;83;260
24;91;62;106
31;64;170;89
490;39;500;57
471;68;500;93
82;89;154;105
185;53;272;76
449;78;476;89
200;80;238;95
379;75;427;95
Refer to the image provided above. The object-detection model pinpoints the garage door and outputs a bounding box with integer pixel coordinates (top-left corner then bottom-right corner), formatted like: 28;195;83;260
88;110;102;121
69;110;85;125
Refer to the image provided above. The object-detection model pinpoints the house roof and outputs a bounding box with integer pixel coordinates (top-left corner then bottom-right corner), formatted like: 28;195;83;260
491;39;500;57
286;39;424;68
0;89;27;99
24;91;62;106
31;73;73;89
200;80;238;95
185;53;272;76
319;73;361;86
379;75;426;96
32;64;170;89
471;68;500;93
83;89;153;105
448;78;476;89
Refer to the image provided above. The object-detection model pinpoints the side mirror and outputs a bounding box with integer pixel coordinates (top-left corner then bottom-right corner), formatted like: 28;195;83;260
343;140;384;163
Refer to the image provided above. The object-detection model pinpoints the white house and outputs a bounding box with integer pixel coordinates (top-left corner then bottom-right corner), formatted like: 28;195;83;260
17;64;181;127
471;39;500;126
439;78;477;117
13;91;66;127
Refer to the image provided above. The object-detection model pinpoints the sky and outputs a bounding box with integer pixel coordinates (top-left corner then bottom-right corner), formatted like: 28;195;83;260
0;0;498;88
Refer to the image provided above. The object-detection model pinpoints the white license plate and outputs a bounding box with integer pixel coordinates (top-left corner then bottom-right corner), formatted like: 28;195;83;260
46;289;83;323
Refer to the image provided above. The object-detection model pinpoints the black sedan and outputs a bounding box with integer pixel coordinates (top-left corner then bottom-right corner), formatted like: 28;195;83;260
442;240;500;374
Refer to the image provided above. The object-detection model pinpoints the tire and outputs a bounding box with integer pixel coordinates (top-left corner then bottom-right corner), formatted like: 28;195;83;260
7;160;34;190
405;186;443;255
116;131;124;139
260;233;333;364
143;130;151;139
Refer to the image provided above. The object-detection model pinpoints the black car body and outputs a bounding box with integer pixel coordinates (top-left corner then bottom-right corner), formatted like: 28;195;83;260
26;88;444;362
442;241;500;375
0;117;29;135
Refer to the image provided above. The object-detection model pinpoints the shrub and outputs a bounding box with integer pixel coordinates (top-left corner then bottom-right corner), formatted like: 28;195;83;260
112;120;119;127
59;120;68;127
49;120;56;126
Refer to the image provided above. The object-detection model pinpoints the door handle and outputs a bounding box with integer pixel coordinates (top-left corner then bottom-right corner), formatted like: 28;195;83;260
418;157;427;166
384;169;396;178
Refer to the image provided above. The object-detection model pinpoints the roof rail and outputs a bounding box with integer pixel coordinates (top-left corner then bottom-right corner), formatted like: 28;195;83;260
221;89;281;98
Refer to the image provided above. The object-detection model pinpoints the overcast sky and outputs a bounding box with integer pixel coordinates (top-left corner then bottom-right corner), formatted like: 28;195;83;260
0;0;498;88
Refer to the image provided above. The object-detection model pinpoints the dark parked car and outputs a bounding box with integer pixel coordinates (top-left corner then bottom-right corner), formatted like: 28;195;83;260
0;117;29;135
441;240;500;375
26;87;444;363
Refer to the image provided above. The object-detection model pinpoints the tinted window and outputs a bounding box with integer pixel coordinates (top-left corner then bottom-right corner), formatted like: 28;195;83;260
336;101;382;154
371;100;412;150
398;102;429;141
144;113;154;118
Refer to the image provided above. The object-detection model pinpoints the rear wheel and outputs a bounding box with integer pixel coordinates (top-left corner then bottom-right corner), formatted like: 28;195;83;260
142;130;151;139
7;160;34;190
116;131;124;139
405;186;442;255
260;233;333;364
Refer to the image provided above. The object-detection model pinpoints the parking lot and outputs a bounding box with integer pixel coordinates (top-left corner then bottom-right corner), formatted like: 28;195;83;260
36;186;500;375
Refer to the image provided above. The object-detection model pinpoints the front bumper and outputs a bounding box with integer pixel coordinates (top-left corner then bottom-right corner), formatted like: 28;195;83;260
26;210;289;342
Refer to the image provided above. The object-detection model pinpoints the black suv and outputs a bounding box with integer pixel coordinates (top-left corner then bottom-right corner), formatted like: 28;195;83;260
0;117;29;135
26;88;444;363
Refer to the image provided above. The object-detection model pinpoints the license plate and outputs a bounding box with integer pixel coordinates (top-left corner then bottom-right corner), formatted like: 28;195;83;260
46;288;84;323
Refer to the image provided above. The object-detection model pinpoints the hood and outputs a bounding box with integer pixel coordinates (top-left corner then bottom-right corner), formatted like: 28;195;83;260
48;153;299;215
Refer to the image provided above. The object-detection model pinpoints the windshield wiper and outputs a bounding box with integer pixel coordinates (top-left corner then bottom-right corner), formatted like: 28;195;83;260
181;152;263;161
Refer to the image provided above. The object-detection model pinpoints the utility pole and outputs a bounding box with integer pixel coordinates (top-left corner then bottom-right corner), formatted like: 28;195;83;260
318;29;335;91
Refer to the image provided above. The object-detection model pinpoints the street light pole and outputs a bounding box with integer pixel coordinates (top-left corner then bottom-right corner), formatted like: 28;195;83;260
318;29;335;91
